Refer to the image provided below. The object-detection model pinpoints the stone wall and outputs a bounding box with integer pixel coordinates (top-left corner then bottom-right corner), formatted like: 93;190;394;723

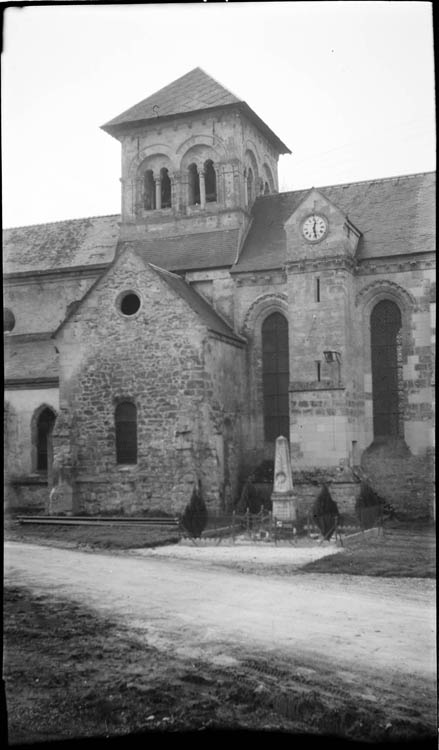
54;250;244;515
361;438;434;518
119;107;279;224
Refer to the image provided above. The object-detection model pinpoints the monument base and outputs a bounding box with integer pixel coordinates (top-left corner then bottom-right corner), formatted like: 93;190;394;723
271;492;298;521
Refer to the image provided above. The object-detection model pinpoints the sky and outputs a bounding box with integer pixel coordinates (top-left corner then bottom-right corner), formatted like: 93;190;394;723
1;1;435;228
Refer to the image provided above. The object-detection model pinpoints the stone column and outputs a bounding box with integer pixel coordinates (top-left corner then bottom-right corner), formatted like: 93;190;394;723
199;168;206;208
155;177;161;210
271;435;298;521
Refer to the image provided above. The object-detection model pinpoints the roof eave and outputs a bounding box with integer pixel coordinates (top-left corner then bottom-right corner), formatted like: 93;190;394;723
101;101;291;154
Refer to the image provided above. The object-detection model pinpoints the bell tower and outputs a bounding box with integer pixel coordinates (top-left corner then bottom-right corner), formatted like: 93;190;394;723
101;68;290;240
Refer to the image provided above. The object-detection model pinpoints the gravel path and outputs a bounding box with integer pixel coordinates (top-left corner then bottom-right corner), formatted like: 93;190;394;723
5;541;436;682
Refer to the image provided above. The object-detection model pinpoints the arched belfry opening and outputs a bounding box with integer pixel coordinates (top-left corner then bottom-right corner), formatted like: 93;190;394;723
262;312;290;442
204;159;217;202
370;300;403;439
188;163;200;205
143;170;156;210
160;167;171;208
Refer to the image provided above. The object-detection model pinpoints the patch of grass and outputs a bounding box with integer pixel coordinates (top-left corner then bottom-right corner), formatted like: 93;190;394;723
4;519;179;550
302;524;435;577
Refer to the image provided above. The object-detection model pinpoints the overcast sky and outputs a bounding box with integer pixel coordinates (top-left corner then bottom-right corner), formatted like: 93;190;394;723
1;1;435;228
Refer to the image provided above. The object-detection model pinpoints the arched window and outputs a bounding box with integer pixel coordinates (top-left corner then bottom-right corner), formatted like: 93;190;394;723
247;168;254;205
204;159;217;202
371;300;403;438
115;402;137;464
144;170;156;210
188;163;200;205
160;167;171;208
262;313;289;442
36;407;56;471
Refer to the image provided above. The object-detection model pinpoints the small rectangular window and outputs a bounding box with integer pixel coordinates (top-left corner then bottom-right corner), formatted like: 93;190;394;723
316;361;321;382
315;278;320;302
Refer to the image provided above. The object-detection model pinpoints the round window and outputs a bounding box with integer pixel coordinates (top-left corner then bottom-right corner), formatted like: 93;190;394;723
119;292;141;316
4;308;15;332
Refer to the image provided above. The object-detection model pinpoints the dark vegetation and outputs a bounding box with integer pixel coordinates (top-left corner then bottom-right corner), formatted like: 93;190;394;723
4;586;436;743
181;483;208;538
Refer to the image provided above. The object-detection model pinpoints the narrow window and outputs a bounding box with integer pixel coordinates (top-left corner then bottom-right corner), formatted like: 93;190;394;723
160;167;171;208
371;300;402;438
115;402;137;464
264;181;270;195
247;168;254;205
315;278;320;302
262;312;290;442
144;170;156;210
316;361;321;382
204;159;217;202
188;163;200;205
36;408;56;471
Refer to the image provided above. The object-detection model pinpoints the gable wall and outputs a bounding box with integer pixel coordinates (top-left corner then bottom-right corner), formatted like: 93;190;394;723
53;252;243;513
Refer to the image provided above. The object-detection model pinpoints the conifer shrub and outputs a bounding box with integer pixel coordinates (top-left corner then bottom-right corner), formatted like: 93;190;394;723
181;483;208;538
355;481;384;529
312;483;339;541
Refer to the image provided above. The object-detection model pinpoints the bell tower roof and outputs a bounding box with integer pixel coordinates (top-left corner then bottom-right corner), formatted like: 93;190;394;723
101;67;291;154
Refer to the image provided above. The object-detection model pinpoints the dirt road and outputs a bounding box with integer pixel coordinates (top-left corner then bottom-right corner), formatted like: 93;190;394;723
5;541;436;681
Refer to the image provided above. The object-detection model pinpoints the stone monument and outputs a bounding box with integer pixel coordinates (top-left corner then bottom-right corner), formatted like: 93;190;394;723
271;435;297;521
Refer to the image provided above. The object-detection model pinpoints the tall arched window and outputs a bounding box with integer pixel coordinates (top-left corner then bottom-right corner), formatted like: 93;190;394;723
247;168;254;205
371;300;402;438
115;402;137;464
144;170;156;210
36;407;56;471
188;163;200;205
160;167;171;208
204;159;217;202
262;312;290;442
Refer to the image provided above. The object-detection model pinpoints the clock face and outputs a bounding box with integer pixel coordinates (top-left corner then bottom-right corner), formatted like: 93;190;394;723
302;214;328;242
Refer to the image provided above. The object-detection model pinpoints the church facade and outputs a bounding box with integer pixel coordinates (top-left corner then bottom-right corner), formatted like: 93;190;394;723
4;68;435;518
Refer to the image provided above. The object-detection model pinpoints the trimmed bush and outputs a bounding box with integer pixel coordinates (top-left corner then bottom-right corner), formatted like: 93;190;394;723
355;481;385;529
312;483;339;541
181;483;208;538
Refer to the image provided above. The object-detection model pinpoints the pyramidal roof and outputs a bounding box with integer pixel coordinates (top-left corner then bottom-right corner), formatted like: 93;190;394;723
102;67;290;154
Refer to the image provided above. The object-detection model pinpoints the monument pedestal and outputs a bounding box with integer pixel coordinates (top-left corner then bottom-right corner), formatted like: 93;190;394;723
271;492;298;521
271;436;298;524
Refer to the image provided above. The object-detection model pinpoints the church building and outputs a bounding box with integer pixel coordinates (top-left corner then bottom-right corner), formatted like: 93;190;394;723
4;68;435;518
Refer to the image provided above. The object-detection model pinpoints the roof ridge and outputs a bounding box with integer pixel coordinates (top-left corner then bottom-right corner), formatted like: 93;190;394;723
3;214;121;232
277;170;435;198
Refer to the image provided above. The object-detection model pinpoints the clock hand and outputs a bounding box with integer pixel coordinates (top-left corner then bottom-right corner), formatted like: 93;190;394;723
313;219;317;237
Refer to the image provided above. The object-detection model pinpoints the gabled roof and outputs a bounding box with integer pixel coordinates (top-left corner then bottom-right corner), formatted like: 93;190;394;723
117;228;240;273
102;67;290;154
149;264;245;345
232;171;436;273
3;215;120;274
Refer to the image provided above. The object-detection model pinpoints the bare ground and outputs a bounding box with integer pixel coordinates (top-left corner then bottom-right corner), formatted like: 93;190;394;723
4;540;436;744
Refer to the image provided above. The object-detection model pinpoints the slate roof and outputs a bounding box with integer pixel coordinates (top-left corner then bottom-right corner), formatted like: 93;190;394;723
3;215;120;275
149;264;245;344
4;336;58;380
102;67;290;154
232;172;436;273
118;228;240;273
